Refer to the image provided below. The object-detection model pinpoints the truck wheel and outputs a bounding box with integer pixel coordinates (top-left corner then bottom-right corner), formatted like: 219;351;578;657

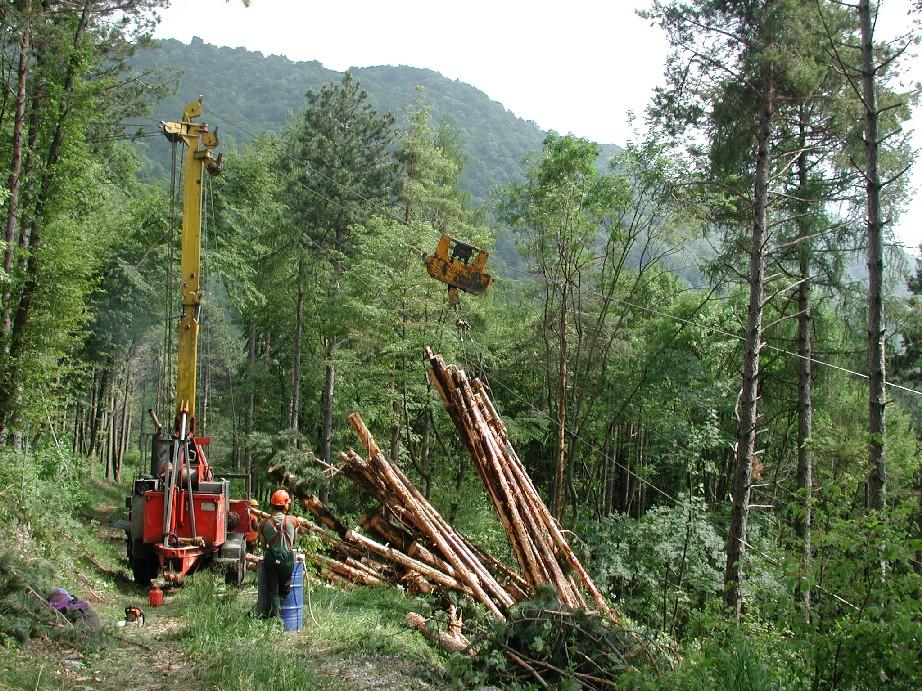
224;554;246;585
132;555;159;586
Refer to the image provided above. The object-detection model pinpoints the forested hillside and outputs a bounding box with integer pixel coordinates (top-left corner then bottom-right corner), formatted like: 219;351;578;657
1;2;921;690
129;37;621;204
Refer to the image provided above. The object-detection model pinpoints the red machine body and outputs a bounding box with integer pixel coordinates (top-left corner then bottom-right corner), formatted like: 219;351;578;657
127;432;256;585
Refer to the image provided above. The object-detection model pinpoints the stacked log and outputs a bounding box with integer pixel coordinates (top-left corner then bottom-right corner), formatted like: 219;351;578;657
342;413;514;620
258;473;495;606
425;347;616;621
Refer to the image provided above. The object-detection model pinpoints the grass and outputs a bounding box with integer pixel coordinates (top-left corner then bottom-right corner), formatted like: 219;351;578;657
0;448;448;690
172;566;444;689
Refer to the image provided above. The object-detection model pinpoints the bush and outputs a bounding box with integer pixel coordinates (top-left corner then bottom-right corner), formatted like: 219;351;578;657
0;445;96;645
0;553;58;642
806;510;922;689
584;497;724;634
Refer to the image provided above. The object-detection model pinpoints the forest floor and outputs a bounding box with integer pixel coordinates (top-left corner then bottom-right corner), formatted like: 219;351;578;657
2;479;447;690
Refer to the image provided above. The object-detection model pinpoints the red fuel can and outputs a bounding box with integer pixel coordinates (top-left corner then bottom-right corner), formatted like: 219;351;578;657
148;584;164;608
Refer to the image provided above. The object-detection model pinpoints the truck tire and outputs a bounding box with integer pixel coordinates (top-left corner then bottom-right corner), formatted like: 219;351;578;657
130;545;159;586
224;553;246;585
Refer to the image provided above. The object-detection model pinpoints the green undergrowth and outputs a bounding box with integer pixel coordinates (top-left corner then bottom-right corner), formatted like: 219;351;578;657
0;447;145;688
0;447;127;641
172;575;334;689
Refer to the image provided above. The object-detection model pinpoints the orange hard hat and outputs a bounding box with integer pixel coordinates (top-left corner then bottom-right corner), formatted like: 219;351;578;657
270;489;291;507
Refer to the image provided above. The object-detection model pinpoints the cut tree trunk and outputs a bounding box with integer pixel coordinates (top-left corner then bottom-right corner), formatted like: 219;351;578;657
406;609;470;654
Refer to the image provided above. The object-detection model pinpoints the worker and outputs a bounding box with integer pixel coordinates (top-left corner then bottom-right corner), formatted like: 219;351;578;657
254;489;298;620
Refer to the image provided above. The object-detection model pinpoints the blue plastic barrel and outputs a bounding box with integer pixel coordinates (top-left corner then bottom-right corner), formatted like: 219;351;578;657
280;560;304;632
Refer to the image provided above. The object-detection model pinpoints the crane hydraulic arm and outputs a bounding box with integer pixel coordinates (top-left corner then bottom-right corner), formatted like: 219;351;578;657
162;97;223;434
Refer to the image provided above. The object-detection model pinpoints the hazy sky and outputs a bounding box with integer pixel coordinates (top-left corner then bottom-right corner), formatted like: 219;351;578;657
156;0;920;255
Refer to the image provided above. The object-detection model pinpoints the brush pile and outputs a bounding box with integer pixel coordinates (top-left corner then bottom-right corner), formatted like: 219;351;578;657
464;587;661;690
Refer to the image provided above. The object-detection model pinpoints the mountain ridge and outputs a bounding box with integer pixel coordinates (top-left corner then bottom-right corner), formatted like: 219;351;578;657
130;37;621;204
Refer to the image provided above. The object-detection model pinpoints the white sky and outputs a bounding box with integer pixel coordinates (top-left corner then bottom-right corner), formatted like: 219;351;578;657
156;0;920;257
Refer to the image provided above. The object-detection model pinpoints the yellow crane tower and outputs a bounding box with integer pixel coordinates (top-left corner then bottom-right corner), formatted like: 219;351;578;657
162;97;223;433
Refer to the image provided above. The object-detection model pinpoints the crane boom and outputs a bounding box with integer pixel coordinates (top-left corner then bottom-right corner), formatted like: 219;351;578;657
161;98;222;432
122;98;254;590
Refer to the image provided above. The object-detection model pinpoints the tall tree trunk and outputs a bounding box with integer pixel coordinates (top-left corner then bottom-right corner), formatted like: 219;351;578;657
637;426;647;517
553;284;569;520
246;323;256;497
116;369;132;482
1;2;31;348
794;114;813;621
724;65;774;620
390;396;401;462
418;408;432;499
320;338;336;503
289;256;304;431
106;375;116;480
71;403;81;454
620;425;631;514
88;367;107;458
860;0;886;512
80;402;90;455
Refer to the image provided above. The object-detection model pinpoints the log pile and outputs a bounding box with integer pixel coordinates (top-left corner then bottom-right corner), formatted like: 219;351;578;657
261;350;616;623
425;347;615;620
267;451;520;615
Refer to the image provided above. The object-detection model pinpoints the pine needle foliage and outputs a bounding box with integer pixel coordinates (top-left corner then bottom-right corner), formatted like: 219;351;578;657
0;553;58;643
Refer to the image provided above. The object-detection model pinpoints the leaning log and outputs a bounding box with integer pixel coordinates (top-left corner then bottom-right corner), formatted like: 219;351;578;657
345;529;473;596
